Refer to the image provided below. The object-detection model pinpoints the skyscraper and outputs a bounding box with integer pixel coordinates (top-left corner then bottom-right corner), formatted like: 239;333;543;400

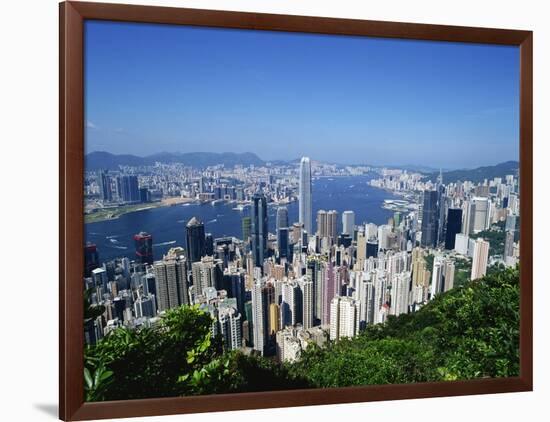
98;170;113;202
322;263;337;325
277;227;289;262
317;209;338;241
307;257;324;325
153;249;188;312
204;233;214;257
444;208;462;250
117;175;140;203
276;207;289;232
326;210;338;241
462;201;476;235
281;280;300;327
191;256;222;296
420;190;439;248
242;216;251;244
504;231;515;258
472;197;490;233
224;269;246;315
251;279;273;355
342;211;355;236
299;157;312;236
251;192;268;268
84;242;100;277
471;238;490;280
329;296;360;341
91;267;108;291
186;217;206;264
268;303;280;335
357;273;376;326
218;307;243;350
355;232;367;270
316;210;327;237
299;276;313;329
134;232;153;265
391;272;411;316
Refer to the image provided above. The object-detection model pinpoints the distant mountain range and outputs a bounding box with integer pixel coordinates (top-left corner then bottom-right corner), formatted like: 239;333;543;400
85;151;265;170
86;151;519;185
423;161;519;184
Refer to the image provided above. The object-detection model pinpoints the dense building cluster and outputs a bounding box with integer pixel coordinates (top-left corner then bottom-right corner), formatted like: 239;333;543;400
84;157;520;365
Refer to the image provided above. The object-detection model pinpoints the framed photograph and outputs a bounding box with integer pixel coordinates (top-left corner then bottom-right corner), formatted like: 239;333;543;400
60;1;533;420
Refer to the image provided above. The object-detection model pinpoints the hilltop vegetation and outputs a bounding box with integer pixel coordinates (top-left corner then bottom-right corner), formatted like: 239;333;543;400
424;161;518;185
85;266;519;401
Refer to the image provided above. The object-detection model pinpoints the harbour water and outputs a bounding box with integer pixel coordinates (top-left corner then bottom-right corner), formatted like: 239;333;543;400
85;175;400;262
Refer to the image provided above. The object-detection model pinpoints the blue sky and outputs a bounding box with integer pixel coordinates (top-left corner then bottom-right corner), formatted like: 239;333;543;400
84;20;519;169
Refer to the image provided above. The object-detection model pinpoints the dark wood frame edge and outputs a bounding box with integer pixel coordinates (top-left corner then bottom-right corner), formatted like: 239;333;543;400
59;2;533;420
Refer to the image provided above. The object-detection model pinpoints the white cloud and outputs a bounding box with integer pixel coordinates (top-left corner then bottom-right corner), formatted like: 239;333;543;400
86;120;98;129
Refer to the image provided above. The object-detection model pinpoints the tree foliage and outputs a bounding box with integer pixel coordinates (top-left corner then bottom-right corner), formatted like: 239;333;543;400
290;266;519;385
85;305;306;401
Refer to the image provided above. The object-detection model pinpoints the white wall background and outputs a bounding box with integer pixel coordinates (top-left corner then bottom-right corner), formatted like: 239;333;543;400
0;0;547;420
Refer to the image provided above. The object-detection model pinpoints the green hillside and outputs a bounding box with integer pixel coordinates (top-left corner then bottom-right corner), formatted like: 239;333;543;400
424;161;518;184
290;266;519;386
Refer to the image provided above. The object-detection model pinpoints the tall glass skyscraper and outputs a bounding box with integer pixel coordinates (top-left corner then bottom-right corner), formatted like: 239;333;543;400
251;192;268;268
186;217;206;264
420;190;439;248
276;207;289;232
299;156;312;236
444;208;463;250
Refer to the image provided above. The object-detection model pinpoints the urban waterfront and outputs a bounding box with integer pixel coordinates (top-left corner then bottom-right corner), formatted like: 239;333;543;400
82;20;521;402
86;175;399;262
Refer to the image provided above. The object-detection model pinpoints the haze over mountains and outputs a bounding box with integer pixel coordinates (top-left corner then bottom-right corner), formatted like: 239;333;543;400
423;161;519;184
86;151;518;183
86;151;265;170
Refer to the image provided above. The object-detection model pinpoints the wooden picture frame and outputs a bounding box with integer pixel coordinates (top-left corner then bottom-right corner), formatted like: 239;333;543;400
60;1;533;420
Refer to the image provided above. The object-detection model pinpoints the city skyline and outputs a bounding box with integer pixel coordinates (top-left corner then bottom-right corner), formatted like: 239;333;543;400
85;21;519;168
82;19;521;402
86;148;518;172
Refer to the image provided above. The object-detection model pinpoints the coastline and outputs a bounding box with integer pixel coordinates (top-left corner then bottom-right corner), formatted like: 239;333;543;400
85;197;196;224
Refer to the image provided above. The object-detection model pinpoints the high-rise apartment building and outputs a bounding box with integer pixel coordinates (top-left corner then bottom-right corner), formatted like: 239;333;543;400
153;248;189;312
281;280;301;327
462;201;476;235
191;256;222;297
329;296;360;341
299;276;313;329
472;197;490;233
471;238;490;280
391;272;411;316
218;307;243;350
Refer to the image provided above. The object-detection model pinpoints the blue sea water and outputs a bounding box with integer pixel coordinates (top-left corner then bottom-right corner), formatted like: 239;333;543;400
85;175;399;262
